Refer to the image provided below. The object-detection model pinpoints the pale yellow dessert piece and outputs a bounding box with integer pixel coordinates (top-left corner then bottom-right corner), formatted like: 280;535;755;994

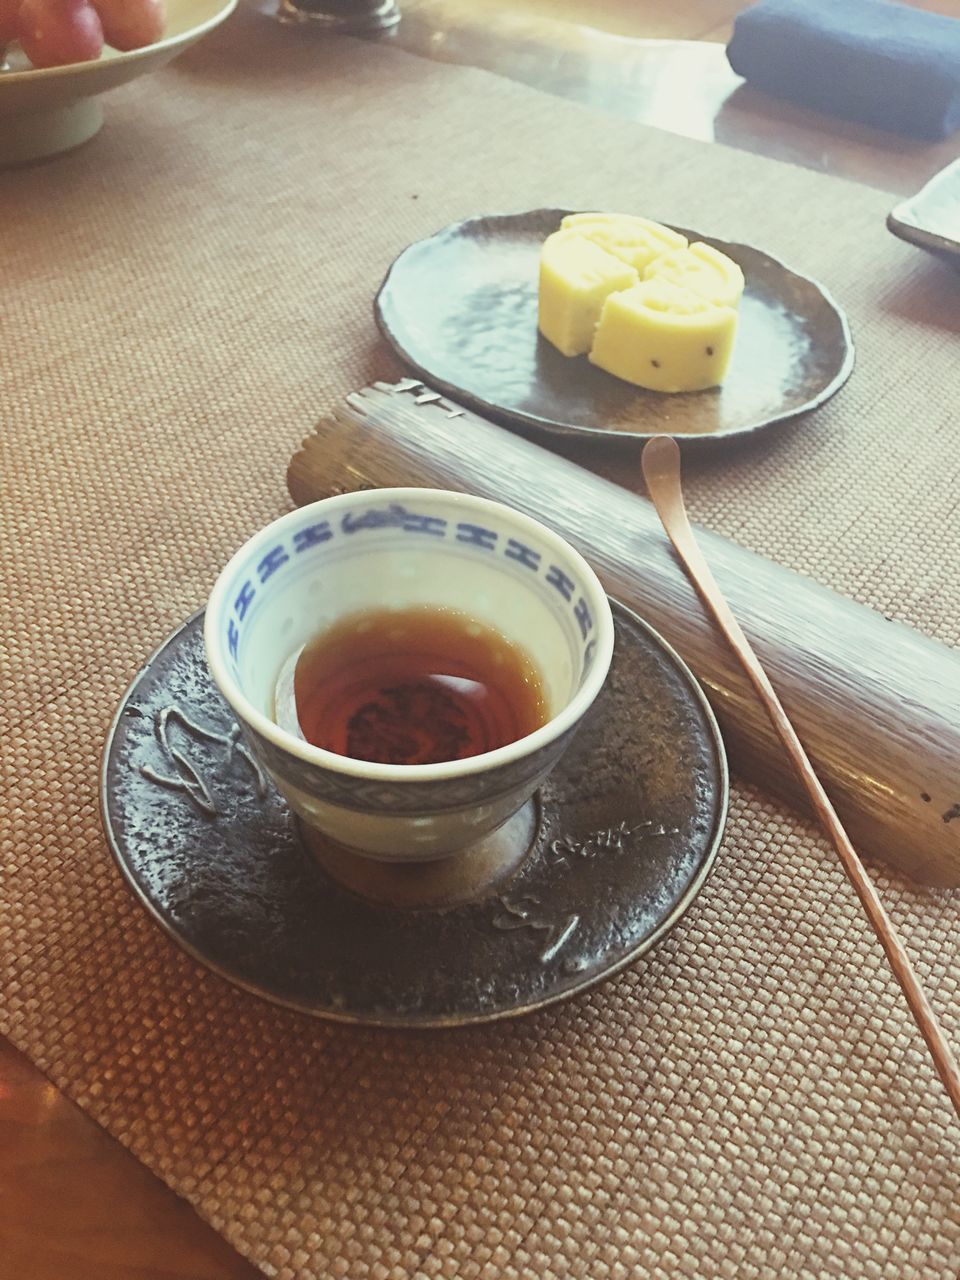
644;240;745;308
588;279;738;393
560;212;688;273
538;230;638;357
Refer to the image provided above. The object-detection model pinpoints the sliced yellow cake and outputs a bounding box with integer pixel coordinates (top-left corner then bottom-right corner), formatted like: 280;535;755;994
643;240;745;309
560;212;688;273
588;279;738;393
538;229;638;358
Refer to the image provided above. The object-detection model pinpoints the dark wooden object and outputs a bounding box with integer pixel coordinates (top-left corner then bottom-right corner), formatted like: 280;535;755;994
288;381;960;888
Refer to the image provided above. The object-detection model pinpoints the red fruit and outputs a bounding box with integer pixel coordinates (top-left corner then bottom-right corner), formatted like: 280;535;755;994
18;0;104;67
91;0;165;51
0;0;21;45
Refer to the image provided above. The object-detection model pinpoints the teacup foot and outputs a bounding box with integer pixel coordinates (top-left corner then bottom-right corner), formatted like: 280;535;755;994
299;800;540;909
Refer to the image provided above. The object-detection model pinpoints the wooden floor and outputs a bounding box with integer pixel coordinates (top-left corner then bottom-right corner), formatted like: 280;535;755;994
3;0;957;1276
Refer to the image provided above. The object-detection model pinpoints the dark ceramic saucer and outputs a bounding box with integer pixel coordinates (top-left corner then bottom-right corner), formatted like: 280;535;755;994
100;601;728;1027
374;208;854;443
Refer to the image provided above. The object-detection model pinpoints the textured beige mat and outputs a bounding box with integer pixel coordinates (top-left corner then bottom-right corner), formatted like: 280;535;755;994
2;7;959;1278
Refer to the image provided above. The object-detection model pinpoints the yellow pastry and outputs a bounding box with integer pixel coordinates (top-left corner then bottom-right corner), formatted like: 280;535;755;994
643;240;745;308
588;279;738;393
560;212;688;273
538;230;638;357
537;213;744;390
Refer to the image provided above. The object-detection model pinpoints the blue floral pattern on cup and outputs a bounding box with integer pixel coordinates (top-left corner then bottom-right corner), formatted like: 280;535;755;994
223;501;596;683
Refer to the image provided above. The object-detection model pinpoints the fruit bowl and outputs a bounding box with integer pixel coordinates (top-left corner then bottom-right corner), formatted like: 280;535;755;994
0;0;236;164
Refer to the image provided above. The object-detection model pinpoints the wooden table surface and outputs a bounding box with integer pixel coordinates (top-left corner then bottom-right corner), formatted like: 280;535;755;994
3;2;956;1276
391;0;959;196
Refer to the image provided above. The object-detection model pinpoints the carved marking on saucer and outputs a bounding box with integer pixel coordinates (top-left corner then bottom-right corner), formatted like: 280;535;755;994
492;896;580;965
140;706;268;817
549;819;680;864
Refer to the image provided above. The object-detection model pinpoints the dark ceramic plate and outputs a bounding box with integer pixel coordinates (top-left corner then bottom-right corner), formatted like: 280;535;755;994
100;602;728;1028
374;208;854;443
887;160;960;271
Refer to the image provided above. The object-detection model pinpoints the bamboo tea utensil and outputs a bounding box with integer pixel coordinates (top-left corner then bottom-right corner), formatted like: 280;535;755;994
287;382;960;888
641;434;960;1121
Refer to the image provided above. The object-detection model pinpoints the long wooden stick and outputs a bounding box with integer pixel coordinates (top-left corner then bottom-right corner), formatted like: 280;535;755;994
641;434;960;1121
287;383;960;887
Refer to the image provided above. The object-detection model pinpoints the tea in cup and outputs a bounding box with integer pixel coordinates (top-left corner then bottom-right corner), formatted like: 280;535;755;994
204;488;614;864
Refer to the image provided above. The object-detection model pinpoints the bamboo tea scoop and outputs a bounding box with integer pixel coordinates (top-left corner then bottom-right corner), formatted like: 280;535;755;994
641;434;960;1122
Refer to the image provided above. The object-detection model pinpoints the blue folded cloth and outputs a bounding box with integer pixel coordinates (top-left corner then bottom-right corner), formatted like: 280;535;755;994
726;0;960;141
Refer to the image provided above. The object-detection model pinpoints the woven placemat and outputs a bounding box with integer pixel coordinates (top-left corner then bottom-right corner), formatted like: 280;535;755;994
2;8;958;1277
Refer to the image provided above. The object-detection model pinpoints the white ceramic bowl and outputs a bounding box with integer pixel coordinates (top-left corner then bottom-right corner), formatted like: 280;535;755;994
0;0;236;164
205;488;615;862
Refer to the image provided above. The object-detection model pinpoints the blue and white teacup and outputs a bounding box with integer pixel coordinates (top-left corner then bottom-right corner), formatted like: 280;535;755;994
205;488;614;862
